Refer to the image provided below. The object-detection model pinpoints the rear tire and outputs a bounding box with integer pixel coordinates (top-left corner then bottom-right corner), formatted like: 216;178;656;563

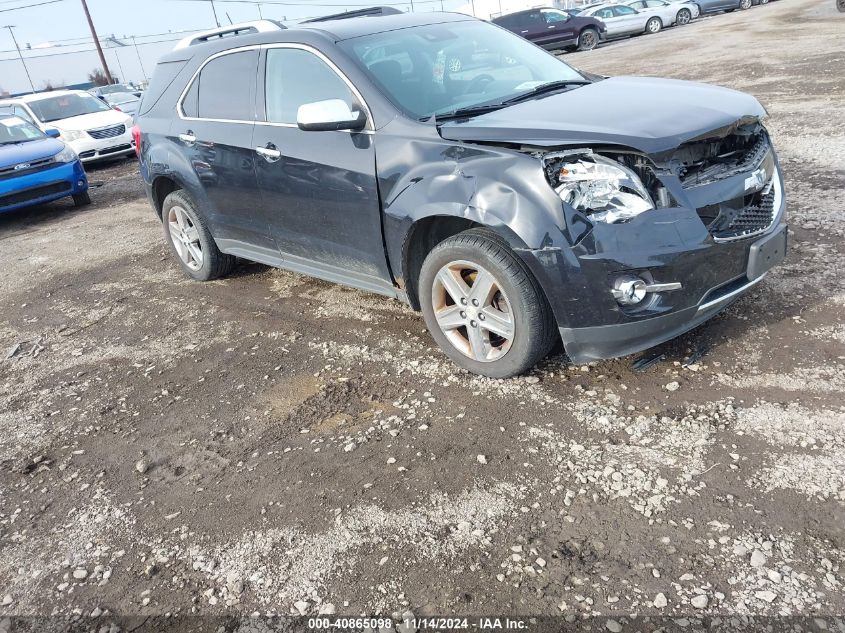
161;189;235;281
645;16;663;33
577;28;600;51
418;228;557;378
739;0;751;8
72;191;91;207
676;8;692;23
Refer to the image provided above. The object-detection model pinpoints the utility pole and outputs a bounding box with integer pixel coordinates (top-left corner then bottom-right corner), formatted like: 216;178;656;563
2;25;35;93
209;0;220;26
131;36;148;83
79;0;113;84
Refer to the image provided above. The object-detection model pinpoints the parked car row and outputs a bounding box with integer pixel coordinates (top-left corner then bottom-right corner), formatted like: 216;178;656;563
0;90;136;163
494;0;774;51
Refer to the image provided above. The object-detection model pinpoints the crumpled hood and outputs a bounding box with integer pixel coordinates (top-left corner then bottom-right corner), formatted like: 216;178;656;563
438;76;767;154
0;137;64;169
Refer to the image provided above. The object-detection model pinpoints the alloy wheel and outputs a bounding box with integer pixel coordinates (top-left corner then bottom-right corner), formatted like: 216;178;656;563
740;0;751;8
581;30;597;49
431;260;515;362
677;9;691;23
647;17;662;32
167;205;203;271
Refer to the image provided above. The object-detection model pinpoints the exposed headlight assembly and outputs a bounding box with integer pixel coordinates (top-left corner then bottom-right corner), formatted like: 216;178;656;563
53;145;78;164
546;152;655;224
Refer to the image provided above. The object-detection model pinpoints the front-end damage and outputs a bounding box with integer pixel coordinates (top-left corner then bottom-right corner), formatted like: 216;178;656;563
507;117;787;362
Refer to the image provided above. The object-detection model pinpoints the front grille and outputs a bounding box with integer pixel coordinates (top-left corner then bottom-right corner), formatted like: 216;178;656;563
0;180;71;208
0;155;56;181
680;134;770;187
87;124;126;140
712;184;777;240
697;178;778;241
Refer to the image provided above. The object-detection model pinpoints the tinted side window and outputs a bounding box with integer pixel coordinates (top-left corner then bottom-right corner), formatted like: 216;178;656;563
264;48;354;125
193;50;258;120
615;5;637;14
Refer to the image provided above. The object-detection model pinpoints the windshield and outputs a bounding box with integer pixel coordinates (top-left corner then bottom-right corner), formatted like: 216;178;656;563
99;84;134;95
340;20;587;119
27;93;112;123
0;115;46;145
104;92;139;105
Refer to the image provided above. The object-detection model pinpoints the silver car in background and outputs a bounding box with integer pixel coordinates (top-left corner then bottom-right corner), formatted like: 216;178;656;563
627;0;698;24
99;92;141;117
581;3;662;35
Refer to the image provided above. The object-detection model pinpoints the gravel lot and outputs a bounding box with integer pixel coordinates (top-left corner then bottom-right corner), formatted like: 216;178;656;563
1;0;844;629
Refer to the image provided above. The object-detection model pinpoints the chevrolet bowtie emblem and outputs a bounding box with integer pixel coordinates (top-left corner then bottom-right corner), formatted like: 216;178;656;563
744;167;768;193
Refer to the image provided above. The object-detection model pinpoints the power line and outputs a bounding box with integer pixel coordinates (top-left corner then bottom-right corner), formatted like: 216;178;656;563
0;0;64;13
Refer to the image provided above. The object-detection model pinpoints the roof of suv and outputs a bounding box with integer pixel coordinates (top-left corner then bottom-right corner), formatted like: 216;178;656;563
159;11;475;63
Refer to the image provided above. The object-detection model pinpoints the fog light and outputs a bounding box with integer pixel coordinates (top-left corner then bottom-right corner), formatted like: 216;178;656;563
612;275;647;305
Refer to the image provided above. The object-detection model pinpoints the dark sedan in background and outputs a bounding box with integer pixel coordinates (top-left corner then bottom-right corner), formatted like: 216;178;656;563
492;7;607;51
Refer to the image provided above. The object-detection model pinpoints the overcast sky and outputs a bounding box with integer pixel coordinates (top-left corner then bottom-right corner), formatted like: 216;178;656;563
0;0;473;94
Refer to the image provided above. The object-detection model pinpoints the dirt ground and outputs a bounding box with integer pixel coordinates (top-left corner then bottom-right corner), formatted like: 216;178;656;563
1;0;844;630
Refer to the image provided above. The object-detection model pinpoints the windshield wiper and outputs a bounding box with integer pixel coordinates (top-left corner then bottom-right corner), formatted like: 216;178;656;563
501;79;592;105
433;103;507;123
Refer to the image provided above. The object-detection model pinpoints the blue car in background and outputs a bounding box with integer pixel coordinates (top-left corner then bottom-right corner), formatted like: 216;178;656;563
0;113;90;215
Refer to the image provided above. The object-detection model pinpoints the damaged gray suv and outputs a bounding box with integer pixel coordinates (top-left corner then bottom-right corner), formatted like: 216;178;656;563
136;9;787;378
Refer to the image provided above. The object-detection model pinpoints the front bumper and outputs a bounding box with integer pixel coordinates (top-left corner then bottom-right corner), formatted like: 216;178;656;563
66;129;135;163
520;158;787;363
559;264;773;362
0;160;88;214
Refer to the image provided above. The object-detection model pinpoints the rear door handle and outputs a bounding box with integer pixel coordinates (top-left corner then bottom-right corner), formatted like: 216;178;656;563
255;145;281;162
178;132;196;145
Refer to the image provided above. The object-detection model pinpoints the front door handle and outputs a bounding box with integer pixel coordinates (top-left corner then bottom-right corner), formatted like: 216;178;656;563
178;131;196;145
256;144;281;162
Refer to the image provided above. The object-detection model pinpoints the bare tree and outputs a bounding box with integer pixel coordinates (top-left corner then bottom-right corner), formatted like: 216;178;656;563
88;68;110;86
0;86;9;97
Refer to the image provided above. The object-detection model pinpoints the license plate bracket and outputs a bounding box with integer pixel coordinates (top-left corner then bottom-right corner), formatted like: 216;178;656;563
747;224;787;280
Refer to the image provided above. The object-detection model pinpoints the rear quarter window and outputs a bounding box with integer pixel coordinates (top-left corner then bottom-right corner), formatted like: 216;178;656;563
185;50;259;121
138;58;191;117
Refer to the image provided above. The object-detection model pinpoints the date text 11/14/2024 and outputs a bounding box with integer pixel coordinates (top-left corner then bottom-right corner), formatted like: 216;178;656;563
307;617;528;630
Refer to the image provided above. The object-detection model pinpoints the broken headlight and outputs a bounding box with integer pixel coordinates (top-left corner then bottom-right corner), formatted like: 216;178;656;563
546;153;654;224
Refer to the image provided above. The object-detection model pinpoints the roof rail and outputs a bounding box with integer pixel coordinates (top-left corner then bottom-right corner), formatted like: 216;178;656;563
174;20;286;50
302;6;403;23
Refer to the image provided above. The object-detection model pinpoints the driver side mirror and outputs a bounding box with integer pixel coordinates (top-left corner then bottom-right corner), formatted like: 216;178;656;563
44;128;61;138
297;99;366;132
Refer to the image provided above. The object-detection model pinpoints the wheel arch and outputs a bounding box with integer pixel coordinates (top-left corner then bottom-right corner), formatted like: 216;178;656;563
399;214;533;311
151;175;182;218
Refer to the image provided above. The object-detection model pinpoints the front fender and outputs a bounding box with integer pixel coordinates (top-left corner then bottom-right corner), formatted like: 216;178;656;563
376;119;571;281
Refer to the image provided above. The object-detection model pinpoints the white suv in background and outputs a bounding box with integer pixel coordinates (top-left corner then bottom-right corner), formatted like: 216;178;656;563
0;90;135;163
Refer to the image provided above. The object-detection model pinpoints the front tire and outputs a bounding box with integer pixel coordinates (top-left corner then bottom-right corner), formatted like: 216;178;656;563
72;191;91;207
739;0;751;8
161;190;235;281
676;8;692;23
645;16;663;33
577;28;600;51
419;229;557;378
